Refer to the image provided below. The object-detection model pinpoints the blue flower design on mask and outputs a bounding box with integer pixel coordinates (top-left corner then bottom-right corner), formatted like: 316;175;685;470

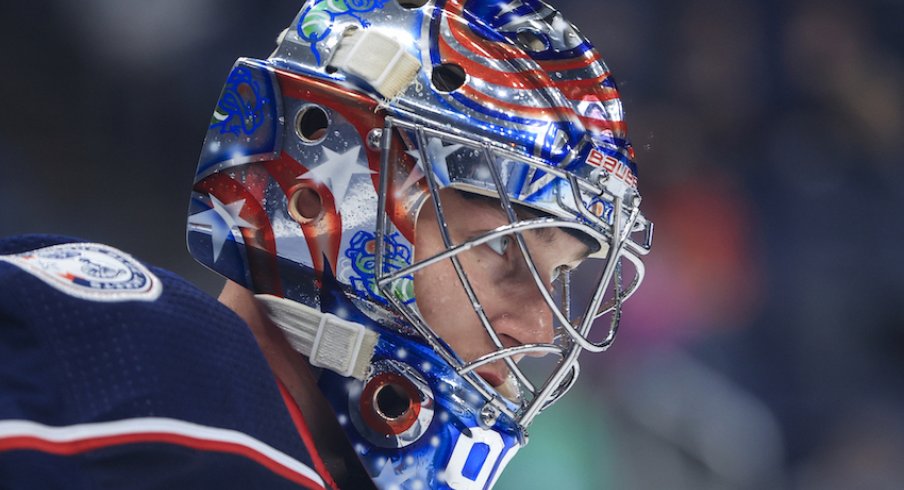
346;230;414;305
209;66;269;136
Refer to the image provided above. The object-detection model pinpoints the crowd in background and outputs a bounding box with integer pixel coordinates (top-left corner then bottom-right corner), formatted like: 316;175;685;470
2;1;902;488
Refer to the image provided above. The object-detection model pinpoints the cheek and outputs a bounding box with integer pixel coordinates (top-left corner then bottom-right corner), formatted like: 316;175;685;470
412;254;496;351
413;261;459;332
413;250;496;325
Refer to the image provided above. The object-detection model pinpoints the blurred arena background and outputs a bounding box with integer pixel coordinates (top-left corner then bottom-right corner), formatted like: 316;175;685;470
2;1;902;488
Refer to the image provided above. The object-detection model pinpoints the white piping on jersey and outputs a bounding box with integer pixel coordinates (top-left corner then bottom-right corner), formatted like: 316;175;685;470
0;417;325;488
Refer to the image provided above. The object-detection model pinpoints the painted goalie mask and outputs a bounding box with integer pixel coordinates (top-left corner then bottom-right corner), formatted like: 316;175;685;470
188;0;653;488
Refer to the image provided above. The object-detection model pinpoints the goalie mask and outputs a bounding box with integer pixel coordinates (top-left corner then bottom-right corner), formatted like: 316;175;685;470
188;0;653;488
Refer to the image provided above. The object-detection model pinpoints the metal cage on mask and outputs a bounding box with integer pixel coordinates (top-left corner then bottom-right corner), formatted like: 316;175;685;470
372;117;651;427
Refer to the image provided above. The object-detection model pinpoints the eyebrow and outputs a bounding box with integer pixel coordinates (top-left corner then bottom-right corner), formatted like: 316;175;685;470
511;203;597;258
530;224;557;244
456;190;597;258
493;199;597;257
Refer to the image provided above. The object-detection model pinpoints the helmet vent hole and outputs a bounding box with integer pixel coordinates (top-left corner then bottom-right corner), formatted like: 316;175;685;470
431;63;466;93
374;382;412;420
516;29;547;52
396;0;429;8
357;370;426;438
295;104;330;144
288;186;323;224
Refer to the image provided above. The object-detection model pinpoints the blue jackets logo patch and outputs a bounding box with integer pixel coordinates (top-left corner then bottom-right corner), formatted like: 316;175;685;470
0;243;163;302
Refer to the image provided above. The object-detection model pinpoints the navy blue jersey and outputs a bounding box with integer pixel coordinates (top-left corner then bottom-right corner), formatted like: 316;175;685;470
0;235;337;489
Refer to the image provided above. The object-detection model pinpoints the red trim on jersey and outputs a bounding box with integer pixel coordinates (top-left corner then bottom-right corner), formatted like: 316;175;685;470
276;379;341;490
0;431;324;489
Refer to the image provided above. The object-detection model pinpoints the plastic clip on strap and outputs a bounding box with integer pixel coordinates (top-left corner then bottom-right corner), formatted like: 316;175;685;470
328;28;421;100
255;295;377;380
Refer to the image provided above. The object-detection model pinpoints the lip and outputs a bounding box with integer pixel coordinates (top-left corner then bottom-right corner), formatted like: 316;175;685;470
476;368;505;388
476;365;522;403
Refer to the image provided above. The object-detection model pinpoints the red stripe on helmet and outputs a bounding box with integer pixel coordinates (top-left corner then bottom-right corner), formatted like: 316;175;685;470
194;173;283;295
262;153;342;280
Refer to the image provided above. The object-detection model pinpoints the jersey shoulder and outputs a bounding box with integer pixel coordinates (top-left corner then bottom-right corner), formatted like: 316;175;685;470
0;234;247;424
0;235;331;489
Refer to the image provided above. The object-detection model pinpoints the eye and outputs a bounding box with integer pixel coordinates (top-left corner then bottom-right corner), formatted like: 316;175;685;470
486;236;511;256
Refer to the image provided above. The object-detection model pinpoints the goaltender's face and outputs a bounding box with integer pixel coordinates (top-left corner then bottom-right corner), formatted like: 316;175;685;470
413;188;591;400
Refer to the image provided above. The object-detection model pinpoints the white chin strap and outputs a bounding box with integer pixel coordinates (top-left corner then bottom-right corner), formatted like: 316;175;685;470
255;294;378;380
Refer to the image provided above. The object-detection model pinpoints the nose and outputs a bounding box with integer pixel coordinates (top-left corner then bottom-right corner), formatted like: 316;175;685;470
486;275;556;347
